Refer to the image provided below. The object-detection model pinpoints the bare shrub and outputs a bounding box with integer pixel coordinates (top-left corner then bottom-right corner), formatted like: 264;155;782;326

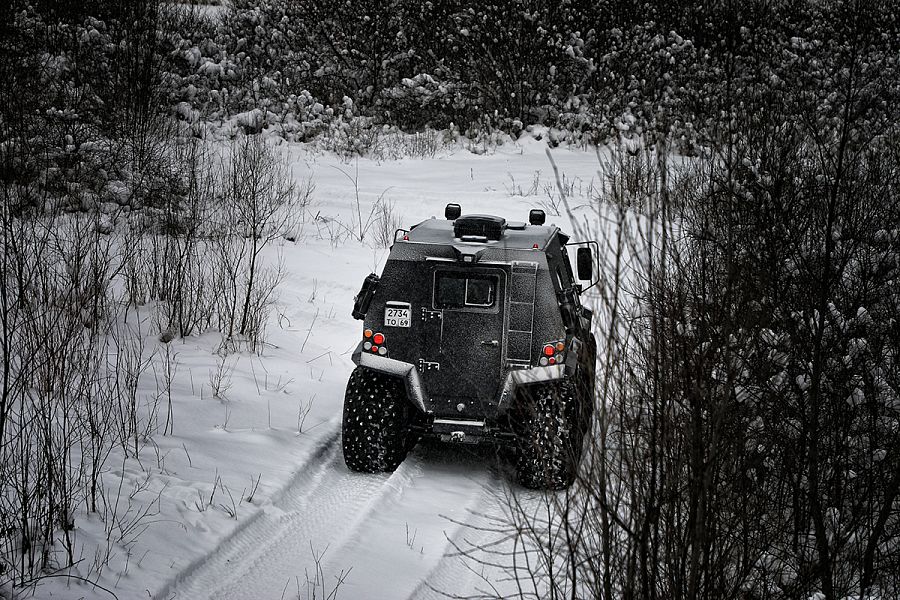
371;196;403;248
214;134;308;352
328;164;399;247
0;184;160;587
280;545;349;600
121;137;220;338
119;133;309;353
380;128;446;159
318;119;449;161
398;129;444;158
539;173;581;216
595;145;660;212
504;170;543;197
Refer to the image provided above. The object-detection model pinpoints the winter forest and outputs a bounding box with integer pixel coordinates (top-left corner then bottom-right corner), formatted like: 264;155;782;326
1;0;899;598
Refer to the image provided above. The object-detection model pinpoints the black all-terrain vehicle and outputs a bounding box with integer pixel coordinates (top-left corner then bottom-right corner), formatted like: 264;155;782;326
342;204;598;489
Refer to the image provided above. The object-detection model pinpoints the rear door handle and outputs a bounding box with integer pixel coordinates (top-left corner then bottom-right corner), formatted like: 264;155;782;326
480;340;499;347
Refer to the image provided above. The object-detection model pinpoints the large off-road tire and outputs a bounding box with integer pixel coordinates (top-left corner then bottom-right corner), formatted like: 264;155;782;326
341;367;411;473
512;380;584;490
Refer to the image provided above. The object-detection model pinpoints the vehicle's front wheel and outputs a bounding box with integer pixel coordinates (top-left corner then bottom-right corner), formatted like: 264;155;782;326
342;367;411;473
512;380;583;490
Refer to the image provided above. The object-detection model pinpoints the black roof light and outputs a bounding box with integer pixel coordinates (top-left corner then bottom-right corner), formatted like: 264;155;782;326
529;209;546;226
445;203;462;220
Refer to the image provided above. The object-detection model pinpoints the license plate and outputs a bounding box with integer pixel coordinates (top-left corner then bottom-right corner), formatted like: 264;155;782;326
384;303;411;328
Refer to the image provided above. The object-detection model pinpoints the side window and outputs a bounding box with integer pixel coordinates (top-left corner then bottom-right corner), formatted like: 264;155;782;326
435;272;497;309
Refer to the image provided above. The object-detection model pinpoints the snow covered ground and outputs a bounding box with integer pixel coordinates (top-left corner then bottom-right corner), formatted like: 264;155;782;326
32;134;610;600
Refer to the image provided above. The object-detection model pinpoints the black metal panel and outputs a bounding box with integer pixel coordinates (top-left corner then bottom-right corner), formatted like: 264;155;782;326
508;305;532;332
453;214;506;240
424;264;507;418
530;259;566;354
510;270;536;302
362;259;432;386
506;333;531;362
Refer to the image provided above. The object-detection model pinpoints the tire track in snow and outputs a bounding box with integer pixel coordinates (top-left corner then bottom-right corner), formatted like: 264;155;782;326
155;425;420;600
405;487;504;600
315;442;507;600
151;425;340;600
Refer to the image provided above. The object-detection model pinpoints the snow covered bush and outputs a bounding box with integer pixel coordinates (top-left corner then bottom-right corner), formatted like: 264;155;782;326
485;4;900;599
160;0;601;140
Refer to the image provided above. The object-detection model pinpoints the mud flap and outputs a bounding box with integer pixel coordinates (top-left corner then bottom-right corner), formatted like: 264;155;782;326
353;343;428;414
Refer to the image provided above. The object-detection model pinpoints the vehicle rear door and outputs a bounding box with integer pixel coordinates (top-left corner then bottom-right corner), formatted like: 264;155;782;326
423;266;507;415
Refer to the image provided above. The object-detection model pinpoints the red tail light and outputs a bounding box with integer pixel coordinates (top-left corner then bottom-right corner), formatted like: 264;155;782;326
365;332;388;356
539;339;566;366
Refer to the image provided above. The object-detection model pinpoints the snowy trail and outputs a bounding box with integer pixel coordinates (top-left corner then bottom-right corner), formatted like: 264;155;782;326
25;139;609;600
323;441;508;600
157;432;508;600
403;497;504;600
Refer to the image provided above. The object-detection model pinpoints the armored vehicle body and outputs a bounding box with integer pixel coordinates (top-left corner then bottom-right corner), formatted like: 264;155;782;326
343;204;598;489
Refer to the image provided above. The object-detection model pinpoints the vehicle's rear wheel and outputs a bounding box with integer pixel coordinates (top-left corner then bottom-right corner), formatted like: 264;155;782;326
512;380;583;490
342;367;411;473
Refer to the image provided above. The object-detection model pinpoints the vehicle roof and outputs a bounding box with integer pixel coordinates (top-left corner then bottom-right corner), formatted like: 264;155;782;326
404;216;562;250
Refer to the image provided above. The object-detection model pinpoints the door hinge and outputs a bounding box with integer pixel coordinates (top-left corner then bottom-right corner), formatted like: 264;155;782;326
421;308;442;322
417;359;440;372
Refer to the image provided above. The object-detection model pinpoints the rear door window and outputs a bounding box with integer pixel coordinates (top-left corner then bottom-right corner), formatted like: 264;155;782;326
434;272;498;309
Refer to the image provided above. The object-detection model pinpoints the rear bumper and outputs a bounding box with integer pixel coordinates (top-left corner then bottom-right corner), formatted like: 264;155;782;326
352;342;568;417
424;418;515;444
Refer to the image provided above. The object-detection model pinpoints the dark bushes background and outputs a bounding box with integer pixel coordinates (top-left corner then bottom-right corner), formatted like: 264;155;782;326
4;0;899;158
2;0;900;597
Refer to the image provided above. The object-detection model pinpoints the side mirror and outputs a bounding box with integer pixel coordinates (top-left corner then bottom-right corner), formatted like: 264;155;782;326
351;273;379;320
445;203;461;220
577;247;593;281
